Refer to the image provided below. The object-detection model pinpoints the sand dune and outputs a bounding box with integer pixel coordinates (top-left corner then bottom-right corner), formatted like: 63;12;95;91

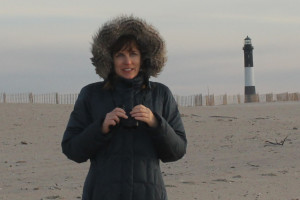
0;102;299;200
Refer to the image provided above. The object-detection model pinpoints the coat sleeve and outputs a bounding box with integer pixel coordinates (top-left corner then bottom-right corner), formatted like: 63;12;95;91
149;85;187;163
61;86;112;163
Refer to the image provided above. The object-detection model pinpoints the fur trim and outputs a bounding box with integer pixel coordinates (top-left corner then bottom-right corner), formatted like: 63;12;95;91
90;15;167;79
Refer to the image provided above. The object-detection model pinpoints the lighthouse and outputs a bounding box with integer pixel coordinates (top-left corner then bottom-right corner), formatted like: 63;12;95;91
243;36;256;102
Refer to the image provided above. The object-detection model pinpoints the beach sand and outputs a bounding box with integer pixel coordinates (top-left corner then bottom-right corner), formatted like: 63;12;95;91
0;102;299;200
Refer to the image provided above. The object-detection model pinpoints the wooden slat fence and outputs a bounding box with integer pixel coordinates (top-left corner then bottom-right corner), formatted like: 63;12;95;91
0;93;78;104
0;92;299;106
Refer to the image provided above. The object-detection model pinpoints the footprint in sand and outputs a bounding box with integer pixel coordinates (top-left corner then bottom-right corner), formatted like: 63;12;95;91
180;181;197;185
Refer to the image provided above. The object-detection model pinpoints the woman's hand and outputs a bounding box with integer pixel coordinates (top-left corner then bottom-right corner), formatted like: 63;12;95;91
102;107;128;134
130;105;158;128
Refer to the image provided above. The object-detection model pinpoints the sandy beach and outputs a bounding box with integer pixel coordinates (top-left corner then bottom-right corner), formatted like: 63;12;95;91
0;102;299;200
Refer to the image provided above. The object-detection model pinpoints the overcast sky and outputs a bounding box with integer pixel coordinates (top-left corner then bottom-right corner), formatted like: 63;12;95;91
1;0;300;95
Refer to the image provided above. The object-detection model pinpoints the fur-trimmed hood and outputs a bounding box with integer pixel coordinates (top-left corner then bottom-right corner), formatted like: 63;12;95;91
90;15;167;79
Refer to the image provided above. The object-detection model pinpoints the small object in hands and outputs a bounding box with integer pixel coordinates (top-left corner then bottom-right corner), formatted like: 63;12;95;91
120;105;139;128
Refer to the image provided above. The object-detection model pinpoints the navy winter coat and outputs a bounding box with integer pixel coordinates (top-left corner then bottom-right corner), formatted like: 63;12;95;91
61;79;187;200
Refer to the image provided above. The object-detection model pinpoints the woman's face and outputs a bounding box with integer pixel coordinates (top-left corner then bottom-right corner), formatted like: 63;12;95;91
113;44;141;79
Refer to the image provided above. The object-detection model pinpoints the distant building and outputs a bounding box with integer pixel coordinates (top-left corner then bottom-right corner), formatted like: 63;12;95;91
243;36;256;102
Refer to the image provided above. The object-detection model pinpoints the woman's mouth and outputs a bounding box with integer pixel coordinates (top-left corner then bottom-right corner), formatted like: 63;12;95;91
123;68;134;72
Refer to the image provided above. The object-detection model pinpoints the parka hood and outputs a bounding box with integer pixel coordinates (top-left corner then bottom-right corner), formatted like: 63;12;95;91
90;15;167;79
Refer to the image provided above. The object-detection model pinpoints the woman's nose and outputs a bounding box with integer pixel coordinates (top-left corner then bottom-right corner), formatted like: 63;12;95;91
124;55;132;64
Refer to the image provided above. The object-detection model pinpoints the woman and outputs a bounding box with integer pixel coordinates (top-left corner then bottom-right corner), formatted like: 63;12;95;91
62;15;187;200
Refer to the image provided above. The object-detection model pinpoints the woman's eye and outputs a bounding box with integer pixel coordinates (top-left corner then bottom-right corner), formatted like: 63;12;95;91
115;53;124;57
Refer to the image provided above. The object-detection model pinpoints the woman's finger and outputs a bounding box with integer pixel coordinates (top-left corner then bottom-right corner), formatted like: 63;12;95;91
130;104;146;114
102;107;128;133
112;108;128;119
130;105;157;127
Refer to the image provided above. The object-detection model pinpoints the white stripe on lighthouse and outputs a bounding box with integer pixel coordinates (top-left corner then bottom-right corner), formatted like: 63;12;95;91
245;67;255;86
